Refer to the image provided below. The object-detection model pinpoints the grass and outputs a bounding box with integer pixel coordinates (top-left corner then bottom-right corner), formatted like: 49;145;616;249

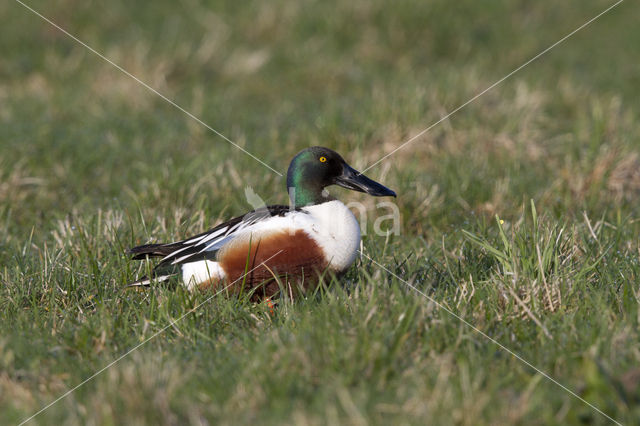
1;0;640;424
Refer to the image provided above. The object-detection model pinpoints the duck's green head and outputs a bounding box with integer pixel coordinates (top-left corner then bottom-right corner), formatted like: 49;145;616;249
286;146;396;206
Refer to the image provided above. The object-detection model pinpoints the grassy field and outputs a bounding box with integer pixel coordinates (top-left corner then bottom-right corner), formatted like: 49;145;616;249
2;0;640;424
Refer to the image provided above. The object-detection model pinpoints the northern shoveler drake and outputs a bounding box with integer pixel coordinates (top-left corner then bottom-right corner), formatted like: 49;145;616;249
127;146;396;298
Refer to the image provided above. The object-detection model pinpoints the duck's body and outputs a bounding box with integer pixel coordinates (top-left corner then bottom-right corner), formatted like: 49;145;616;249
128;147;395;298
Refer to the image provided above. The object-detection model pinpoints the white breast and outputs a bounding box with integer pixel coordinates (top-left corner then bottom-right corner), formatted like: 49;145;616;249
180;201;361;289
301;200;361;273
214;200;361;272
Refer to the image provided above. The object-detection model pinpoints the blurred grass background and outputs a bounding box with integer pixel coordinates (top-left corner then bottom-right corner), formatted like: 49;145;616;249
1;0;640;424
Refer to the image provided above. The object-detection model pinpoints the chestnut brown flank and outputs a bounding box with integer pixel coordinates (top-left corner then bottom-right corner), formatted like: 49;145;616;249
198;229;328;299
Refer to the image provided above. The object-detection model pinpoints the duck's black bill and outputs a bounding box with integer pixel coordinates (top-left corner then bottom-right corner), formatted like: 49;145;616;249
335;164;396;197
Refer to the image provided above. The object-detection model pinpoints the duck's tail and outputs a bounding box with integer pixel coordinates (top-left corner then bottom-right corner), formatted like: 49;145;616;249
125;273;173;288
126;243;179;287
128;243;175;260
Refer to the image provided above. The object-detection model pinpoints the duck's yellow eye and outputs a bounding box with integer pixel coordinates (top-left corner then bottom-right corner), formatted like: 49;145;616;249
319;156;327;163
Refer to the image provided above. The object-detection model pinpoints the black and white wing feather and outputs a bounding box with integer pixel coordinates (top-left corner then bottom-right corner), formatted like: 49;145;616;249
129;205;300;268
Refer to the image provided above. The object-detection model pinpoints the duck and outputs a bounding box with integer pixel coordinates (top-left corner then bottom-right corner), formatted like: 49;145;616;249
127;146;396;299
